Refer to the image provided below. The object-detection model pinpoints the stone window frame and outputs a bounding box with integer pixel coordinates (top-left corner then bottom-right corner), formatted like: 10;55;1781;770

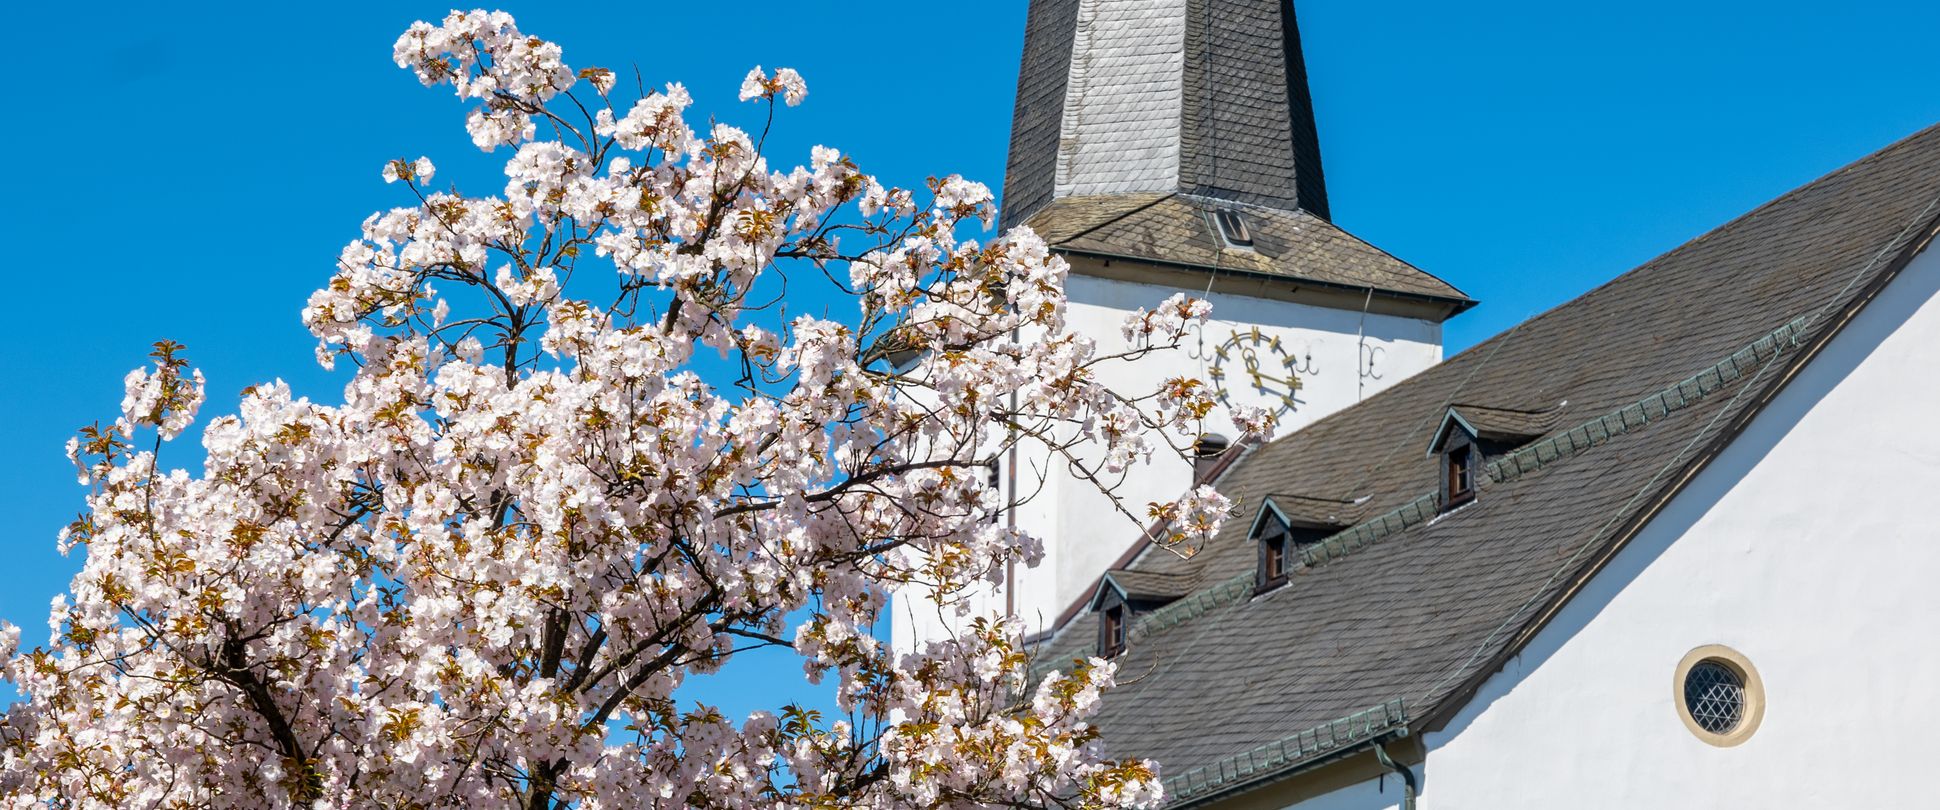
1673;644;1765;747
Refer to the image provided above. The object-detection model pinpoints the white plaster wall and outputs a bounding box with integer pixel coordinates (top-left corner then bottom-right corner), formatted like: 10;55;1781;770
890;271;1444;653
882;368;1012;658
1276;777;1401;810
1368;244;1940;808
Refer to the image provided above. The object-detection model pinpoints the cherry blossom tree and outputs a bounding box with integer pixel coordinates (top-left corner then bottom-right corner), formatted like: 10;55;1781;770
0;11;1261;808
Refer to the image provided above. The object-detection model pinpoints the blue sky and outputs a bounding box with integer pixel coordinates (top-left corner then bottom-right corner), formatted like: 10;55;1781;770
3;1;1938;720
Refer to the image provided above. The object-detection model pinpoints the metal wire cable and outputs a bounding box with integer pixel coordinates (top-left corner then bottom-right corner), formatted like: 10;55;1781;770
1332;314;1530;504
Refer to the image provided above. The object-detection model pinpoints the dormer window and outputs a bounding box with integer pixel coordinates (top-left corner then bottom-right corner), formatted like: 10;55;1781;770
1088;570;1187;657
1101;603;1127;657
1249;496;1353;593
1213;209;1254;248
1426;404;1558;512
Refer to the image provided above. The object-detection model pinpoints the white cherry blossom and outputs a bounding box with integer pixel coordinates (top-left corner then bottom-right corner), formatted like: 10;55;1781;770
0;11;1263;808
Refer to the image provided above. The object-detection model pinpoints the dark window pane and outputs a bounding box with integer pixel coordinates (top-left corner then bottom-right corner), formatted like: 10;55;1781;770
1102;605;1126;655
1684;661;1745;734
1214;210;1253;246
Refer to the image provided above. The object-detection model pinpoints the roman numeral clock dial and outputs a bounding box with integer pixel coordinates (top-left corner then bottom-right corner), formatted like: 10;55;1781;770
1210;328;1307;415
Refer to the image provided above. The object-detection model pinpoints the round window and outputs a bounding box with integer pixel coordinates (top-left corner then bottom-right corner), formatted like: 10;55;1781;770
1674;645;1764;747
1683;661;1744;733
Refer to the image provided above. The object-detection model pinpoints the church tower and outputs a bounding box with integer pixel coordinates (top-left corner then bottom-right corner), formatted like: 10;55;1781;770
894;0;1474;652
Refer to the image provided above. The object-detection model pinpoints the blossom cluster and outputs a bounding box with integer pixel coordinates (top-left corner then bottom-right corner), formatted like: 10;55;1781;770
0;11;1254;808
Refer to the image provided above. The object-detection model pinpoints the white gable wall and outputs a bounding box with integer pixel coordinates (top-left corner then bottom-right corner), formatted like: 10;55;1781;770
1253;240;1940;809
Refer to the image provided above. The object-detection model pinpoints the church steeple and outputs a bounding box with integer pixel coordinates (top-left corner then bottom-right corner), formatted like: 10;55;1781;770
896;0;1472;661
1002;0;1332;229
995;0;1471;322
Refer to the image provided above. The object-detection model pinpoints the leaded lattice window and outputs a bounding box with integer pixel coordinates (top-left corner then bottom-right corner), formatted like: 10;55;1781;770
1683;661;1745;734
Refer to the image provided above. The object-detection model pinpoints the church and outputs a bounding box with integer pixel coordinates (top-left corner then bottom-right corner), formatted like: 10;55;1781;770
900;1;1940;808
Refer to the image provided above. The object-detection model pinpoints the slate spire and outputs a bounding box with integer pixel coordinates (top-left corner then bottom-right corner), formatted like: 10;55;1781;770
1001;0;1331;228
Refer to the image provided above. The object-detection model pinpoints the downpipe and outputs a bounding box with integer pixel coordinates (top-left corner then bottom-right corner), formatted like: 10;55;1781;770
1372;740;1418;810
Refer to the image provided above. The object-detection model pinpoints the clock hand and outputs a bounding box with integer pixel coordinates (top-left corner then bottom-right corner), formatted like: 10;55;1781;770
1238;348;1267;388
1254;372;1303;390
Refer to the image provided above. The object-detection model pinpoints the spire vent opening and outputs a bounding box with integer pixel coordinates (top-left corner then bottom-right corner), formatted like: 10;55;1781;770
1213;210;1254;248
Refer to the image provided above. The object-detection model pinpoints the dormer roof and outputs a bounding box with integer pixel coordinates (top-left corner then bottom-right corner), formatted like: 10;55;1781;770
1251;494;1360;536
1090;568;1193;611
1426;404;1561;456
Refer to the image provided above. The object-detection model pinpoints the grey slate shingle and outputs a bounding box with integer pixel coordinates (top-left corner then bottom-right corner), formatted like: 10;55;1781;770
1178;0;1329;217
1001;0;1080;232
1006;0;1333;226
1257;494;1361;528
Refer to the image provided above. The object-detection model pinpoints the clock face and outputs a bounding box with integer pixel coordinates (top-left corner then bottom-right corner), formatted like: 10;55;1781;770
1210;327;1304;413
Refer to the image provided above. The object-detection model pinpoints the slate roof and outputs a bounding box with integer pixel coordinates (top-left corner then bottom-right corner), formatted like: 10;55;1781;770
1001;0;1329;226
1027;123;1940;806
1022;193;1474;307
1001;0;1079;231
1178;0;1329;218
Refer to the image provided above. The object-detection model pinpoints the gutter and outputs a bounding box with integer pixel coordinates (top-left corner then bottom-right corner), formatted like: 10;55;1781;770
1166;731;1415;810
1162;700;1409;809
